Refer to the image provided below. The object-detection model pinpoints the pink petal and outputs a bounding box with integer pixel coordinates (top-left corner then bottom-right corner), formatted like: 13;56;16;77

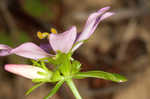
100;12;115;20
5;64;47;79
49;26;77;53
11;42;52;60
72;6;114;51
0;44;12;56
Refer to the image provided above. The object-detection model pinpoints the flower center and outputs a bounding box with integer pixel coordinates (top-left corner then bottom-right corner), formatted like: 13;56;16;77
37;28;57;39
37;32;49;39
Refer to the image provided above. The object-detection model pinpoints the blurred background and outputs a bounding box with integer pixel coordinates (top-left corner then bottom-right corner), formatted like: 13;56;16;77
0;0;150;99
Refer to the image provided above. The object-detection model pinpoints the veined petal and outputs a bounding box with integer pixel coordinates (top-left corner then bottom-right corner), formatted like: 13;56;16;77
5;64;47;79
72;6;114;51
49;26;77;53
11;42;52;60
0;44;12;56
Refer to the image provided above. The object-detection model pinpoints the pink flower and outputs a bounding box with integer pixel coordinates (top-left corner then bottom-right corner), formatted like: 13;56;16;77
0;7;114;60
0;7;114;80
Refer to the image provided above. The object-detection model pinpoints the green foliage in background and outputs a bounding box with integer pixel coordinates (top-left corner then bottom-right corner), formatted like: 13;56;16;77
23;0;53;20
0;31;30;46
0;32;13;46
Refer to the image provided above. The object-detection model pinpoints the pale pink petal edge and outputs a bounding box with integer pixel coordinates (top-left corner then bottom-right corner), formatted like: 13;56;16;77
5;64;46;79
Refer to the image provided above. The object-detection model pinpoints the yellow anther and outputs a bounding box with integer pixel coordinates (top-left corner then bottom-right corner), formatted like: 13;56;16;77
51;28;57;34
37;31;49;39
37;32;43;39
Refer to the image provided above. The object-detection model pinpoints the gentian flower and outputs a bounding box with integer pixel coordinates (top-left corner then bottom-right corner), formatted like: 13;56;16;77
0;7;127;99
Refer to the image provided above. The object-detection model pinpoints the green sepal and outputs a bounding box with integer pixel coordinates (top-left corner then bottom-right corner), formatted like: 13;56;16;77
55;52;72;76
31;59;52;73
32;78;48;83
44;80;64;99
59;61;71;76
51;70;63;82
37;71;50;76
32;71;52;83
71;60;81;74
40;61;50;72
26;82;44;95
54;52;71;64
73;71;127;82
38;57;57;65
31;59;41;67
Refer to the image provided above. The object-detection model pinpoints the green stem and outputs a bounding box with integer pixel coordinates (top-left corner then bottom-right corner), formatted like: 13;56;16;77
44;80;64;99
66;79;82;99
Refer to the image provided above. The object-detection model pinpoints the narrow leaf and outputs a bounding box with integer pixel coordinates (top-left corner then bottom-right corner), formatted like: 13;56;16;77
44;80;64;99
74;71;127;82
26;82;44;95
